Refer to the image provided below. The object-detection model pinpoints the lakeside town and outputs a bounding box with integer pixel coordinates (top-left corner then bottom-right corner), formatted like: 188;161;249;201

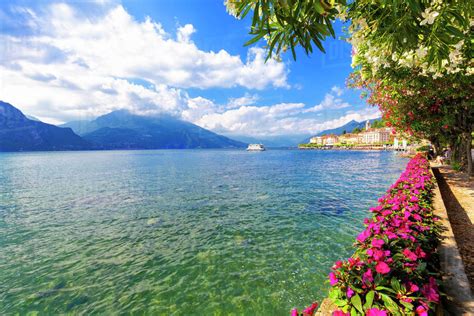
299;120;411;151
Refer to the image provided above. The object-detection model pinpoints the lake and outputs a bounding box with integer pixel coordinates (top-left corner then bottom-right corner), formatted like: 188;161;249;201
0;149;407;315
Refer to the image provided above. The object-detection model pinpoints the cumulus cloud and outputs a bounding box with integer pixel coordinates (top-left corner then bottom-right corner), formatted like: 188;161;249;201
303;90;350;113
0;2;373;138
226;93;259;109
194;98;380;137
0;3;288;122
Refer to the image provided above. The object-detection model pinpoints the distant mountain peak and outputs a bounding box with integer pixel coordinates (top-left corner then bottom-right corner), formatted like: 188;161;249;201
0;101;89;152
61;109;246;149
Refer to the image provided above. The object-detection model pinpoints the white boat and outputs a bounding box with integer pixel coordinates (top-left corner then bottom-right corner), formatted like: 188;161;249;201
247;144;265;151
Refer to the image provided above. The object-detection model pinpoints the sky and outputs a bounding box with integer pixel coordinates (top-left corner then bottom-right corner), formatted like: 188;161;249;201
0;0;380;139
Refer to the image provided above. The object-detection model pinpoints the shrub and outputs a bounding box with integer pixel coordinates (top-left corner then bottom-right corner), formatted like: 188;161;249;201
328;154;441;315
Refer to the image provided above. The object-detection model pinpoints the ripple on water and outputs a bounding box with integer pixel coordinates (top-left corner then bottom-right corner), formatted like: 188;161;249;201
0;150;407;314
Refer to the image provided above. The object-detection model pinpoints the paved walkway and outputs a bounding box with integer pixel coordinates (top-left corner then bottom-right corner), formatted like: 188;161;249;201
432;165;474;293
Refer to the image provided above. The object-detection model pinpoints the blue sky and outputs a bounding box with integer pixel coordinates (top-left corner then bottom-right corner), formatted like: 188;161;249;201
0;0;380;138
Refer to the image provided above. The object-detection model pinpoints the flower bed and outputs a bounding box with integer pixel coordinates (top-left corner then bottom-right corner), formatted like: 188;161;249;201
292;154;442;315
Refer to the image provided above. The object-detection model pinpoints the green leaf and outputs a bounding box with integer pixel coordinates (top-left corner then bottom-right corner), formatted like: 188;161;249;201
380;294;399;314
350;307;358;316
390;278;401;292
244;32;266;46
363;290;375;310
351;294;364;314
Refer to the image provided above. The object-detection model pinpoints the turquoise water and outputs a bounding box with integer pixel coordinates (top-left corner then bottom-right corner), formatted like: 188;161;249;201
0;150;406;315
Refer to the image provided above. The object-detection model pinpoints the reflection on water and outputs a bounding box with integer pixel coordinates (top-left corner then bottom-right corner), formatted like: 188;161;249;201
0;149;406;314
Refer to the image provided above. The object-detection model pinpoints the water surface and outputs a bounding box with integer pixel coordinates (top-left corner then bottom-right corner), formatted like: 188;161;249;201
0;149;407;315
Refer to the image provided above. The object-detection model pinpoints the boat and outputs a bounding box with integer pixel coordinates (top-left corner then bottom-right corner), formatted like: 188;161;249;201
246;144;265;151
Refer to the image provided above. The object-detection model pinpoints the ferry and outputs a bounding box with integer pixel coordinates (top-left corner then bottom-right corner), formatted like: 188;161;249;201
246;144;265;151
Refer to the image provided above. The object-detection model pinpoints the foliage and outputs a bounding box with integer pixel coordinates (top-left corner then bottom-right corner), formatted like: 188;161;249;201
224;0;346;60
225;0;473;74
328;155;441;315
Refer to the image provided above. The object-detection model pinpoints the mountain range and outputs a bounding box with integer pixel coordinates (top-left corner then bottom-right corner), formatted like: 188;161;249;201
0;101;246;151
0;101;89;151
61;110;246;149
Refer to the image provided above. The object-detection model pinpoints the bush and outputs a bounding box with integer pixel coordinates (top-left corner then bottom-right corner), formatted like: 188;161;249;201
328;154;441;315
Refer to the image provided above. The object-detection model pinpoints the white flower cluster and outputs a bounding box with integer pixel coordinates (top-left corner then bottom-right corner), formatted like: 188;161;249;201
349;4;473;79
224;0;240;19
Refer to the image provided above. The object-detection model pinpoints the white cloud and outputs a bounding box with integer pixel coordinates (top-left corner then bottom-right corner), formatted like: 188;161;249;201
4;4;288;90
0;3;289;122
303;91;350;113
331;85;344;96
227;93;259;109
0;3;375;138
194;99;380;137
176;24;195;43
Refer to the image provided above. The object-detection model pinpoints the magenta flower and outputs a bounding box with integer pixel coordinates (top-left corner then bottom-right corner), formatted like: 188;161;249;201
375;261;390;274
357;229;371;243
302;302;318;315
362;268;373;284
371;238;384;248
333;311;350;316
403;248;418;261
329;272;338;286
415;305;428;316
421;277;439;303
346;287;355;298
366;308;388;316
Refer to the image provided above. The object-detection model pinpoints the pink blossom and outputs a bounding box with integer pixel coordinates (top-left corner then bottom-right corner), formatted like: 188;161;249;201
329;272;338;286
366;308;388;316
421;277;439;303
375;261;390;274
333;311;350;316
371;239;384;248
415;305;428;316
302;302;318;315
362;268;373;283
291;308;298;316
403;248;418;261
346;287;355;298
357;229;371;243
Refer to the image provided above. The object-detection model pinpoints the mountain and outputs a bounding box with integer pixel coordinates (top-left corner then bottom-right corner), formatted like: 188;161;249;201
0;101;90;152
62;110;246;149
300;118;381;144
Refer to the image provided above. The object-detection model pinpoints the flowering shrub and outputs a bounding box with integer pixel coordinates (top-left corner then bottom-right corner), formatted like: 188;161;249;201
328;154;441;315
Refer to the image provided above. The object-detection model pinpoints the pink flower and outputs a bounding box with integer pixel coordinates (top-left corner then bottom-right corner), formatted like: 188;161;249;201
333;260;343;269
366;308;388;316
375;261;390;274
291;308;298;316
362;268;373;283
403;248;418;261
329;272;338;286
333;311;350;316
371;239;384;248
415;305;428;316
357;229;371;243
410;196;419;202
415;247;426;259
302;302;318;315
346;287;355;298
421;277;439;303
408;282;419;293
